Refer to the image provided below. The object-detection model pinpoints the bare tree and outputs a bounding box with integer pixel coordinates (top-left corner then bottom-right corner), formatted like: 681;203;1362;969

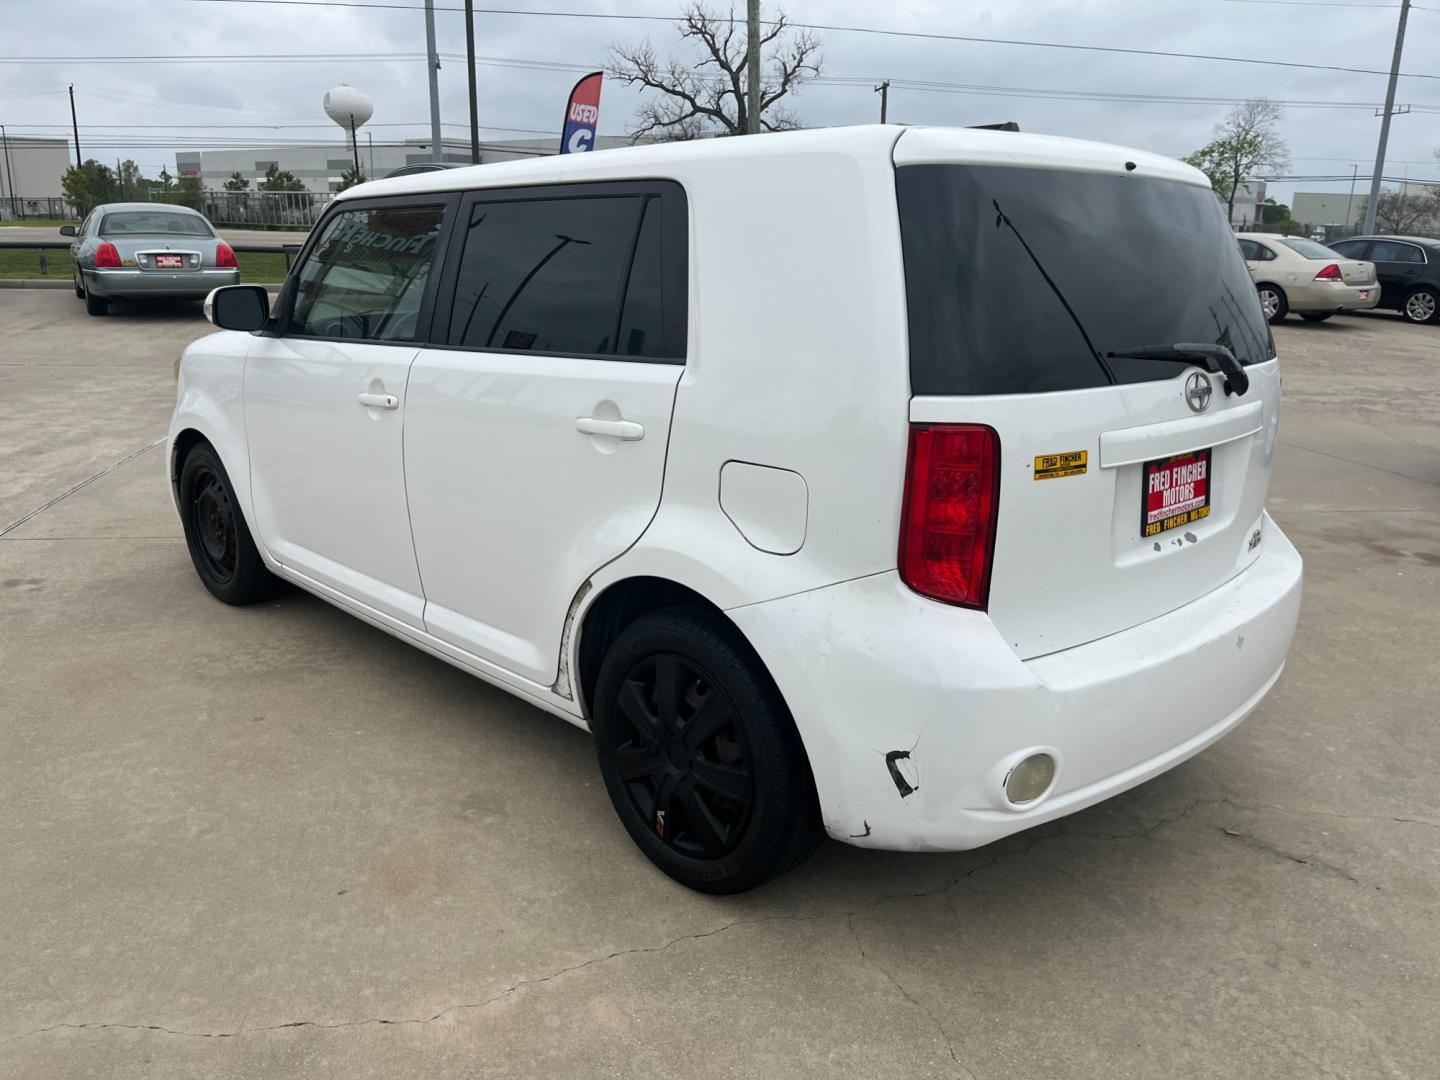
1358;190;1440;234
1184;99;1290;224
608;2;821;141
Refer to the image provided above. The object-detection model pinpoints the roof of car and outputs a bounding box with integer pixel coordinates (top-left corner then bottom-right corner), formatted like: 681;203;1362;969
338;124;1209;203
96;202;205;214
1340;234;1440;247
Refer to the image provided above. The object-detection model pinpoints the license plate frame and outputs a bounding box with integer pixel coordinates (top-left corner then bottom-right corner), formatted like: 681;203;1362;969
1141;448;1212;538
154;254;184;269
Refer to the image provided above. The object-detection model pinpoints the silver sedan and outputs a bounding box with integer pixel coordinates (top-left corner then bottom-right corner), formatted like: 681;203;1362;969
61;203;240;315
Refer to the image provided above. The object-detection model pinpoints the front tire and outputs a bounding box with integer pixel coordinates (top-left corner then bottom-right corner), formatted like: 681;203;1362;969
178;442;277;605
1403;287;1439;325
73;275;85;299
592;608;822;894
1257;284;1288;323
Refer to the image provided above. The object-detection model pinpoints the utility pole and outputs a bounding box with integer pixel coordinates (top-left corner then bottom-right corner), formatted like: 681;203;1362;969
464;0;480;163
874;80;890;123
0;124;14;217
1345;163;1359;230
116;157;124;199
367;130;374;176
349;117;360;176
424;0;443;162
1362;0;1409;235
68;83;81;166
746;0;760;134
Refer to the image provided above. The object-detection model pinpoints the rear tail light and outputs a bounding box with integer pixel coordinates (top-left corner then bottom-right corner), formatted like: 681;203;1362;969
95;242;121;268
1314;263;1343;281
214;242;238;268
898;423;1000;609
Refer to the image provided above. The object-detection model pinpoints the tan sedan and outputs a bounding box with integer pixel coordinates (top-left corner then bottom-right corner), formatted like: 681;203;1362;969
1236;234;1379;323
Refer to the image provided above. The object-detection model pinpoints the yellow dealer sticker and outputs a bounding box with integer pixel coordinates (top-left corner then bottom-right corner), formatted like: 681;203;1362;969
1034;450;1087;480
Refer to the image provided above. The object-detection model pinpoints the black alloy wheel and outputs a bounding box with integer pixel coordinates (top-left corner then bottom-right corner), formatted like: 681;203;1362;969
178;441;278;605
592;608;822;894
609;652;754;860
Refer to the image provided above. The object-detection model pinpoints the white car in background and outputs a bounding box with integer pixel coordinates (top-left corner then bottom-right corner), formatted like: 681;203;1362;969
171;126;1302;893
1236;233;1379;323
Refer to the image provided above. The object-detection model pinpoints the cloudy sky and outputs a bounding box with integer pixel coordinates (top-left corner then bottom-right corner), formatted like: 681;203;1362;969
3;0;1437;205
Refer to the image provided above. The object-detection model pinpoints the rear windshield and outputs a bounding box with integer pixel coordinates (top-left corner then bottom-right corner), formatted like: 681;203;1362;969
897;165;1272;396
1277;237;1341;260
100;211;213;237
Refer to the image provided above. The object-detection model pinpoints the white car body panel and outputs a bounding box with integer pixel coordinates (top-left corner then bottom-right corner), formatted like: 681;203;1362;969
404;350;683;684
170;125;1303;855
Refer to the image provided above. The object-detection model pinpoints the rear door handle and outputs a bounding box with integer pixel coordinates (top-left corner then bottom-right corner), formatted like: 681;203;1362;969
576;417;644;441
358;392;399;410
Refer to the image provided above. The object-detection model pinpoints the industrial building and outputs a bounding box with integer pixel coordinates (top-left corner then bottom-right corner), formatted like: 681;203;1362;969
175;135;636;193
0;135;72;218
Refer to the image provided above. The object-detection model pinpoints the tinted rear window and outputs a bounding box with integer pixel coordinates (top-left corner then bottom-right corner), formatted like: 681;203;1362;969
898;165;1272;396
1278;237;1340;260
100;211;213;237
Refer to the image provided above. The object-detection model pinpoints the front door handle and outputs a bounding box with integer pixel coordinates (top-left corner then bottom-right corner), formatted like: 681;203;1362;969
576;417;644;441
358;392;399;410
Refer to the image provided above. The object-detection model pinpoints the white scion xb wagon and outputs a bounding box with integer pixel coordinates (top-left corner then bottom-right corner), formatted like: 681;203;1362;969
172;125;1302;893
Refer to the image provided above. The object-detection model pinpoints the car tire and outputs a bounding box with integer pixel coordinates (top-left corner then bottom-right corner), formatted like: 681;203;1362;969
591;607;823;894
1402;287;1439;325
178;441;278;605
73;275;85;299
1299;313;1332;323
83;286;109;316
1256;284;1288;323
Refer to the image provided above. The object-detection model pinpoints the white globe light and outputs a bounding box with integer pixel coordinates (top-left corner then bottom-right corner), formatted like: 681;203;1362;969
323;85;374;131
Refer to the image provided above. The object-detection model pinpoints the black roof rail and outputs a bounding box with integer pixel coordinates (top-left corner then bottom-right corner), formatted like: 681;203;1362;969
969;121;1020;132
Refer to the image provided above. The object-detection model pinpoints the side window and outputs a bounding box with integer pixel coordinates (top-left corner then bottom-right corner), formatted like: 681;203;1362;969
1330;240;1366;259
1370;240;1424;264
289;204;446;342
1237;239;1257;260
1254;243;1277;262
618;197;665;357
447;195;639;355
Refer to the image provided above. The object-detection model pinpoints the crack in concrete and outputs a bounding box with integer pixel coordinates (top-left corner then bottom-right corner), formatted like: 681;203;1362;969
847;913;977;1080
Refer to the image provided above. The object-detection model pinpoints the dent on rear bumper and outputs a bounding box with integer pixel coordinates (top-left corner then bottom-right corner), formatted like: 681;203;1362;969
729;513;1303;852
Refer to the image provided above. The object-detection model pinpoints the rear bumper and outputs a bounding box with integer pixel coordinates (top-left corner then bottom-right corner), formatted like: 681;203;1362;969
1288;279;1380;313
730;512;1303;851
84;267;239;298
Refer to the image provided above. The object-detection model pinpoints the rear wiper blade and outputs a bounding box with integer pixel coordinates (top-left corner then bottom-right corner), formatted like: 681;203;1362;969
1105;342;1249;397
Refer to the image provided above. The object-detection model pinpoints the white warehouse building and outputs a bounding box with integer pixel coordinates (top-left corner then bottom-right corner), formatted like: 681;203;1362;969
176;135;636;193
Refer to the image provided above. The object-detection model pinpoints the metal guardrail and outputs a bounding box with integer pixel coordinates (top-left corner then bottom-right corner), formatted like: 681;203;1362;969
0;239;304;277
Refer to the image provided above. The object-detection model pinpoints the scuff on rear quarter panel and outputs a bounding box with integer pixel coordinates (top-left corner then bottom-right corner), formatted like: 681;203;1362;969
551;579;593;706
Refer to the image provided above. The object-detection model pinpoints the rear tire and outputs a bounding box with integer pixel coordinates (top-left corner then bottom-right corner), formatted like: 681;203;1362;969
178;442;278;605
1300;312;1332;323
1402;287;1439;325
84;286;109;316
1257;284;1288;323
592;607;823;894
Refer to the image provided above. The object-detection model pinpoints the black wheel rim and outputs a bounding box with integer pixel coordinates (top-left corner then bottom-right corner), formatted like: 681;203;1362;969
189;467;238;583
609;653;754;859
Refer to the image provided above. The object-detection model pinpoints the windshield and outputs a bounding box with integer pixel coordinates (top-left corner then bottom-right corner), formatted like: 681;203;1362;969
897;164;1272;395
100;211;213;238
1278;236;1343;260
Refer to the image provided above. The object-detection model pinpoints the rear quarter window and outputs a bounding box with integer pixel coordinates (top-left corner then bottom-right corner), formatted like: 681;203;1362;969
897;164;1272;396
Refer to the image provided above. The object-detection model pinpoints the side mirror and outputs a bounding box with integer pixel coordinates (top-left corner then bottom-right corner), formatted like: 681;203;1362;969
58;225;77;237
205;284;270;332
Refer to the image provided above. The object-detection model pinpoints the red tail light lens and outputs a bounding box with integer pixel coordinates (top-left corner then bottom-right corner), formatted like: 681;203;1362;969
1314;263;1342;281
898;423;1000;609
95;242;121;268
214;242;238;268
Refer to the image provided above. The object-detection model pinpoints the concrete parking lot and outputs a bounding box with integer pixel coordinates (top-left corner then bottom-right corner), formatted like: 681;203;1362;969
2;289;1437;1079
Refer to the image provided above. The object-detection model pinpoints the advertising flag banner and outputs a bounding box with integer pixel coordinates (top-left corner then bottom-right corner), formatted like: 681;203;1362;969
560;71;603;154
